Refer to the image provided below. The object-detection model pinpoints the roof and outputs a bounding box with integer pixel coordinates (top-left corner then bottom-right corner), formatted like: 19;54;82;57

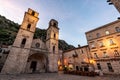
85;19;120;34
63;45;88;53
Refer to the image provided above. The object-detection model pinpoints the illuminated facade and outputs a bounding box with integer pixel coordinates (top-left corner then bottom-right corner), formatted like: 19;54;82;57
86;20;120;74
58;50;63;71
63;45;91;71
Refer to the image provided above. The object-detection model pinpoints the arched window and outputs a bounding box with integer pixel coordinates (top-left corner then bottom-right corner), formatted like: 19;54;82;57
96;33;100;38
21;38;26;48
88;35;92;40
31;11;35;16
91;44;95;49
115;27;120;32
27;24;31;30
109;39;114;45
54;23;56;27
54;33;56;39
53;46;55;54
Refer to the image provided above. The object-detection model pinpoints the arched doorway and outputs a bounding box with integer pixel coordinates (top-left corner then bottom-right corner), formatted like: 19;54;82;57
25;53;48;73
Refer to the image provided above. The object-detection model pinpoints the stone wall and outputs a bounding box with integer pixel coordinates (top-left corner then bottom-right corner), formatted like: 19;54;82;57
86;20;120;74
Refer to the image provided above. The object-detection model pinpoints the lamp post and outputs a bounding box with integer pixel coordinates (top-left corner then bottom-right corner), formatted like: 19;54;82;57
89;59;95;71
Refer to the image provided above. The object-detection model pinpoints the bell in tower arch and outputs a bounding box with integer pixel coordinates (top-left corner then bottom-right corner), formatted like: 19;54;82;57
49;19;58;28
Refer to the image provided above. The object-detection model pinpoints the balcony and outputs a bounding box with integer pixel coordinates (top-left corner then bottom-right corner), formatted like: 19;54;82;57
91;47;96;49
94;56;120;61
99;44;105;48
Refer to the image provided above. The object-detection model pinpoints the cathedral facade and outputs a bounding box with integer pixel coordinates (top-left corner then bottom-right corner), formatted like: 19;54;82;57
1;8;59;74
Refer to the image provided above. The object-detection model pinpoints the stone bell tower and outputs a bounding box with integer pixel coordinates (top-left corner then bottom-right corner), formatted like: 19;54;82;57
1;8;39;74
46;19;59;72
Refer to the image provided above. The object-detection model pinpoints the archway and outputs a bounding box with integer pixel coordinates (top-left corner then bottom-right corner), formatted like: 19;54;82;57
25;53;48;73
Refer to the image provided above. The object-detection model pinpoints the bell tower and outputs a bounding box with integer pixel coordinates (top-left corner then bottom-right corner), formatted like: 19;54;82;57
1;8;39;74
46;19;59;72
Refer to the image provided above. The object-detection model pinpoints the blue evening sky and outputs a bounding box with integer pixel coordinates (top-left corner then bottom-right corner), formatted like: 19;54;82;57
0;0;119;47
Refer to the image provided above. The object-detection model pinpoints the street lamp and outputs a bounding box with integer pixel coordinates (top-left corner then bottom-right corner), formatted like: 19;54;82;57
90;59;95;64
89;59;95;71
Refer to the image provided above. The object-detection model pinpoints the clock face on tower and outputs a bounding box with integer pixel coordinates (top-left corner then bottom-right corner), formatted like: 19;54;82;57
35;43;40;48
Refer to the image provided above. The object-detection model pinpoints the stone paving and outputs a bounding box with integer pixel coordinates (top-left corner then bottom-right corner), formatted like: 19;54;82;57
0;73;120;80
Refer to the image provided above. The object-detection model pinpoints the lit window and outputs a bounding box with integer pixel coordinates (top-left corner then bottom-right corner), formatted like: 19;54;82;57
96;33;100;38
109;39;115;45
99;42;104;47
114;50;120;56
115;27;120;32
103;52;109;58
91;44;95;49
105;31;110;35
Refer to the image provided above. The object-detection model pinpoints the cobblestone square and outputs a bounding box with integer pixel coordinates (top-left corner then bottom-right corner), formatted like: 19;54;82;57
0;73;120;80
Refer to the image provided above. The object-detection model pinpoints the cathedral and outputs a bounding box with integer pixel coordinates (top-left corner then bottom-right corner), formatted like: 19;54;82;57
1;8;59;74
0;0;120;75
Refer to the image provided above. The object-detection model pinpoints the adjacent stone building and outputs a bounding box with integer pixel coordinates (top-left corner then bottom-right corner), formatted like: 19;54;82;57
63;45;92;71
107;0;120;13
86;20;120;74
0;8;59;74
